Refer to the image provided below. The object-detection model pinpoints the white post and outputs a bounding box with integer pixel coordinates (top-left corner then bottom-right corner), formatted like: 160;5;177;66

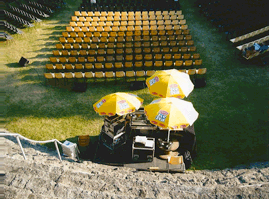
54;140;62;162
167;129;170;142
16;136;26;160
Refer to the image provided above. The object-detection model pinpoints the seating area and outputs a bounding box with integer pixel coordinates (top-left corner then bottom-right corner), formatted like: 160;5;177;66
2;0;66;40
196;0;269;60
45;8;206;86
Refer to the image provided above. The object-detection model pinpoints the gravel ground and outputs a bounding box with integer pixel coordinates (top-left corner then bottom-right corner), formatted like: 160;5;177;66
3;136;269;199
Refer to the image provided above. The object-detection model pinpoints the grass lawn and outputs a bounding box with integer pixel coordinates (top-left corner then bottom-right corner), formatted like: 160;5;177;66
3;0;269;170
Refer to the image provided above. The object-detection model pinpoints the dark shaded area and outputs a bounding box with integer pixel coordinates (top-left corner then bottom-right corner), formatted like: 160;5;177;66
79;0;181;12
194;0;269;39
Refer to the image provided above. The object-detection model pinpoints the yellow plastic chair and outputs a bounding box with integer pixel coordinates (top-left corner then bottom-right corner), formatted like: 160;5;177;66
115;62;123;69
53;50;61;56
153;47;161;53
165;61;173;67
71;43;81;49
75;64;84;70
50;57;58;63
105;71;115;79
105;63;113;69
56;44;64;49
68;57;76;63
95;63;103;69
145;61;153;68
174;53;182;60
135;61;143;68
144;54;153;60
81;11;88;17
74;11;81;16
186;40;194;46
125;62;133;68
95;72;104;78
183;54;191;59
85;72;94;78
55;64;64;70
155;61;163;68
85;63;93;70
143;47;151;53
189;46;197;52
75;72;84;79
116;71;125;79
136;71;146;78
44;73;55;79
172;20;179;25
59;37;66;43
78;57;86;63
172;47;179;53
146;70;155;77
65;64;74;70
65;72;75;79
87;56;95;62
175;60;183;67
46;64;55;70
194;59;202;66
181;47;188;52
192;53;200;59
164;54;172;60
184;60;193;67
126;55;133;61
96;56;105;62
134;48;142;54
154;54;162;60
125;48;133;54
196;68;207;75
187;69;196;76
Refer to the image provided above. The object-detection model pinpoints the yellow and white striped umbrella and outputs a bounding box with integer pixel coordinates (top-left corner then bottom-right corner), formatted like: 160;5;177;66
93;92;143;116
146;69;194;98
144;97;199;141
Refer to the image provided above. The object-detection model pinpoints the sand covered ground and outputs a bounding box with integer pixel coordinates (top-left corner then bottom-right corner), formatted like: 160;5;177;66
3;136;269;199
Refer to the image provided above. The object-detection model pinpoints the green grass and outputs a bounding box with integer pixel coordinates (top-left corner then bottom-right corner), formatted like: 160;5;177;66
3;0;269;170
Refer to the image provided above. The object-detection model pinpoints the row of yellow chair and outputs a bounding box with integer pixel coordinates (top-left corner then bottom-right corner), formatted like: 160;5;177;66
55;43;197;52
71;14;184;22
52;48;199;56
49;56;202;63
46;59;202;70
65;28;190;36
66;24;188;32
55;40;194;48
70;19;186;27
51;48;200;57
44;68;206;80
74;10;183;17
58;36;194;45
62;30;192;38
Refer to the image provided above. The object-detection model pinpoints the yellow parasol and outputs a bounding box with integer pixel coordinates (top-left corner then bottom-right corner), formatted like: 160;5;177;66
93;92;143;116
146;69;194;98
144;97;199;141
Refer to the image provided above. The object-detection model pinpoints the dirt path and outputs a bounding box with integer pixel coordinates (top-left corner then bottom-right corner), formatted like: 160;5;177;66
3;137;269;198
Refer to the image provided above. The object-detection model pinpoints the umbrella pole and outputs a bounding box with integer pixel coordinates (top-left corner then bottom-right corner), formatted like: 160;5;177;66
167;129;170;142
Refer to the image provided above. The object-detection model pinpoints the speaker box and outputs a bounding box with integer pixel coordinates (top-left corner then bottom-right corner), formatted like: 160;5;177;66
130;81;146;90
72;82;87;92
19;57;29;67
194;79;206;88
